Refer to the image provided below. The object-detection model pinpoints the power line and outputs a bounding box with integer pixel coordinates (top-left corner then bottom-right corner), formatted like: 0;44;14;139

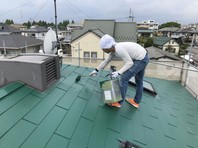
33;0;50;20
63;0;90;21
0;0;35;17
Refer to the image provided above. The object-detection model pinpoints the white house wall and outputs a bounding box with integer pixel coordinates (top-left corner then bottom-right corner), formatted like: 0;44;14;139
71;32;108;59
163;40;180;55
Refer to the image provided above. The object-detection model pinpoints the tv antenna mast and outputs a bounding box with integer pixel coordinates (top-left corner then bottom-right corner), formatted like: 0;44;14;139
54;0;59;47
40;0;63;67
128;8;135;22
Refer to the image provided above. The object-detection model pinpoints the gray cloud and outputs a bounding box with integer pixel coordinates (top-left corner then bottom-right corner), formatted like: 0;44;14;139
0;0;197;25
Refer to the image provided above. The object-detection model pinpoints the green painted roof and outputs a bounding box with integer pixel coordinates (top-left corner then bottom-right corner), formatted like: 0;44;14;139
153;37;172;46
0;64;198;148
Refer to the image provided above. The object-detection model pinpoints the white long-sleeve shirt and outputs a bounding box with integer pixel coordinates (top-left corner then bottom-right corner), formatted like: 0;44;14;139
97;42;147;74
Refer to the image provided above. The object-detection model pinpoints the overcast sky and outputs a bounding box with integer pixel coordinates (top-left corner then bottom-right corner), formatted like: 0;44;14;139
0;0;197;25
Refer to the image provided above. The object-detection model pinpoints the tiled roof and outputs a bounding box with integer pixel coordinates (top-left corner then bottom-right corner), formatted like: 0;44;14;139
71;19;137;42
158;27;179;32
146;46;181;60
153;37;172;46
114;22;137;42
0;64;198;148
71;19;115;42
23;26;48;33
0;34;43;49
0;23;21;33
137;29;154;33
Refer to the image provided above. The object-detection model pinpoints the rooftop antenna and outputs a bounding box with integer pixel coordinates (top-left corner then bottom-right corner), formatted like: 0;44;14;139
54;0;63;67
54;0;59;47
39;0;63;67
128;8;135;22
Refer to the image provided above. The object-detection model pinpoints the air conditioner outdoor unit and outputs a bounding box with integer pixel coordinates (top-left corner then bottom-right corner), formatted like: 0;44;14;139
0;53;60;91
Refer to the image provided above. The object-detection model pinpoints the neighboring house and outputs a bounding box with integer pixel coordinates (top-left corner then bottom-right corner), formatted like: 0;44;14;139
137;29;154;37
146;46;182;80
187;23;198;29
153;37;180;55
10;24;27;31
158;27;198;45
0;34;43;56
0;23;21;35
57;30;70;40
147;46;181;60
22;26;48;40
158;27;179;37
71;29;104;60
172;27;198;46
71;19;137;59
67;23;83;32
137;20;159;30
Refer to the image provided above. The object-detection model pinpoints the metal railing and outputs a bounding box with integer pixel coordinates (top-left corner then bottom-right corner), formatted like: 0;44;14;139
62;56;198;99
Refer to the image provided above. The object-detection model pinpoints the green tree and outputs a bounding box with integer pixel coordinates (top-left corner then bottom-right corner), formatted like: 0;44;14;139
58;20;70;30
179;44;188;55
23;21;32;28
5;19;14;25
137;37;154;47
159;22;181;29
144;37;153;48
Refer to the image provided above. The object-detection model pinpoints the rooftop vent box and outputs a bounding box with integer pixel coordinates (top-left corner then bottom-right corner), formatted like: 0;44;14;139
0;53;60;91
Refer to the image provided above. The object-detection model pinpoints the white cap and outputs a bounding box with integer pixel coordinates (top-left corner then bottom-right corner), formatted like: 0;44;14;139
99;34;116;49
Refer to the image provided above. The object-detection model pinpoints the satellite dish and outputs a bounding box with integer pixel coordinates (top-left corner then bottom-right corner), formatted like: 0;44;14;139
44;28;57;54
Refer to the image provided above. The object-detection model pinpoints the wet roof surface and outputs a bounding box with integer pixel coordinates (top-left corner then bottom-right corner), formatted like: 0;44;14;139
0;64;198;148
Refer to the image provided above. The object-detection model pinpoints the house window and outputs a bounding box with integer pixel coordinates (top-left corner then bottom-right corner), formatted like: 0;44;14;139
172;41;174;44
84;52;90;58
22;49;26;53
31;34;35;37
91;52;97;59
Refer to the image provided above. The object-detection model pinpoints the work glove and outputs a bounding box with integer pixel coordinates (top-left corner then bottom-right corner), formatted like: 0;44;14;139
111;71;120;78
89;69;99;76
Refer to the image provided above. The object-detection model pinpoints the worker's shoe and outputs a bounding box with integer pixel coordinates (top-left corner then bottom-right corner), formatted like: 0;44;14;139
126;98;139;108
107;102;121;108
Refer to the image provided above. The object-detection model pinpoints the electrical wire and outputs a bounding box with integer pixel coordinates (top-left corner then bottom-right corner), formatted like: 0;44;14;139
33;0;50;20
63;0;90;21
0;0;35;17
